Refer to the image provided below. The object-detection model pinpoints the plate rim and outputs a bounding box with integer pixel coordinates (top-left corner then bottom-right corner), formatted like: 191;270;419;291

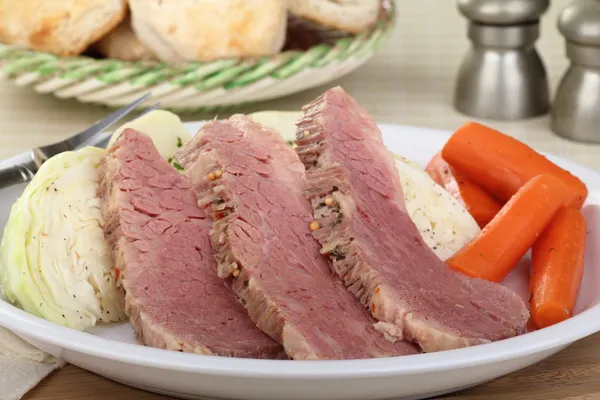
1;122;599;379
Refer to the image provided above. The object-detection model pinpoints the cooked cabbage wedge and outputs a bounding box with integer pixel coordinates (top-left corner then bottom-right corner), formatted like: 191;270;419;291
108;109;192;160
394;154;480;261
0;147;125;330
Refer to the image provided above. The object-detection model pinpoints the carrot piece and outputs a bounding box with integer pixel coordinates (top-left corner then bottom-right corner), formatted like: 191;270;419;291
441;122;588;209
426;152;502;228
530;207;586;329
446;174;575;282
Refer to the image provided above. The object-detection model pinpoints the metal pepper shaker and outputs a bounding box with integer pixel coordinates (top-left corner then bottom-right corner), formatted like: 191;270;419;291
454;0;550;120
551;0;600;143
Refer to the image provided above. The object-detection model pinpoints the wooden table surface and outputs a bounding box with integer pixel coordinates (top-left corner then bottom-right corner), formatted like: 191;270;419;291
0;1;599;399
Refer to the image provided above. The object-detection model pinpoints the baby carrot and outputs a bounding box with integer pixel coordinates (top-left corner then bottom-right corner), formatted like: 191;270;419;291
446;174;575;283
426;152;502;228
530;207;586;329
441;122;588;209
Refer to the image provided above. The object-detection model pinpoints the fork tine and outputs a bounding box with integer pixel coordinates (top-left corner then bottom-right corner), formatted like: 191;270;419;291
133;102;161;119
66;92;153;149
82;102;162;149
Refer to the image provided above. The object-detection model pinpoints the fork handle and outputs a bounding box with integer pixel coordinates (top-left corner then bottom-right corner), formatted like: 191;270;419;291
0;152;36;190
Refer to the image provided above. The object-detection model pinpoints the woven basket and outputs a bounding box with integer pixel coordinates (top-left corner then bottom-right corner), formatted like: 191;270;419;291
0;1;395;112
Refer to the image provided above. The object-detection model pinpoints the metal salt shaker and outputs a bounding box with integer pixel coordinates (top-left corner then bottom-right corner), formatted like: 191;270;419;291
551;0;600;143
454;0;550;120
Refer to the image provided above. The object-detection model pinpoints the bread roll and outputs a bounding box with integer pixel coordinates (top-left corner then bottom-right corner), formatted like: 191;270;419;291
128;0;287;63
94;17;157;62
0;0;127;56
287;0;381;33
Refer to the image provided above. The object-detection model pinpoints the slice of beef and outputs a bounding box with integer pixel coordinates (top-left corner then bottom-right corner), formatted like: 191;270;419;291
174;115;420;360
294;87;530;353
99;128;284;359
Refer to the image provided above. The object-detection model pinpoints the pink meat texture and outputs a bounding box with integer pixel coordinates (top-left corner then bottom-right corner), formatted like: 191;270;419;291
294;87;530;352
99;128;284;358
174;115;420;360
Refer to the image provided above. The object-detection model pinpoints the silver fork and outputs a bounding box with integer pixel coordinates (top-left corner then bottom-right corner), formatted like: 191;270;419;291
0;94;159;190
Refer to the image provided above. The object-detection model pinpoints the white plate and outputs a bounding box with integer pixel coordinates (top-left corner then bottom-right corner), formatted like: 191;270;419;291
1;123;599;400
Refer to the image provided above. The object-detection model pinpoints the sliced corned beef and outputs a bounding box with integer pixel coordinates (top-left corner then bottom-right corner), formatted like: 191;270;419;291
174;115;420;360
99;128;284;358
294;87;529;352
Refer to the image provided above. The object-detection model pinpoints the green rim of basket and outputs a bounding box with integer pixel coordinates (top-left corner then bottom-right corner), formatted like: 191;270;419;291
0;1;396;112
